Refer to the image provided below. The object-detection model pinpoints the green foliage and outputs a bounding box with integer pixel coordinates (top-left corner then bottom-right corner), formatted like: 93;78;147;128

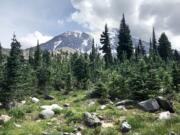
0;35;23;106
158;33;172;60
109;73;129;99
117;14;133;61
9;107;25;119
72;55;89;89
36;66;50;96
100;24;112;67
152;27;158;55
172;63;180;91
34;41;42;69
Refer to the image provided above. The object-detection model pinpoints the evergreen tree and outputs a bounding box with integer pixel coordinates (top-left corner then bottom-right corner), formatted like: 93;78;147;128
1;34;22;108
117;14;133;61
135;39;145;58
152;27;158;54
0;43;4;98
172;64;180;91
34;40;41;69
149;38;153;56
89;39;96;63
0;43;3;64
72;55;89;89
89;39;98;82
36;66;50;97
173;50;180;61
138;39;145;55
100;24;112;67
28;48;34;66
158;33;172;60
42;50;51;66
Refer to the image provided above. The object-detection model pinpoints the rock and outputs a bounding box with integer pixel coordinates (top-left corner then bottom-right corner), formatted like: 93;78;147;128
40;105;52;110
63;103;70;108
51;104;63;111
32;97;40;103
0;115;12;125
88;101;95;106
116;105;127;111
14;123;22;128
21;100;26;105
40;104;63;111
6;102;16;109
63;132;70;135
100;105;106;110
77;125;84;131
109;100;114;105
168;131;177;135
138;99;160;112
115;99;136;107
98;115;104;120
63;132;74;135
75;132;81;135
44;95;54;100
39;109;55;119
83;112;101;127
159;111;171;120
120;120;131;133
42;131;49;135
156;96;175;113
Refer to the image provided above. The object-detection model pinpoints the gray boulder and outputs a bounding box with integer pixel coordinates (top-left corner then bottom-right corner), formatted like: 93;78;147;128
120;120;131;133
31;97;40;103
44;95;54;100
0;115;12;125
168;131;177;135
156;96;175;113
115;100;136;107
138;99;160;112
83;112;101;127
63;103;70;108
39;109;55;119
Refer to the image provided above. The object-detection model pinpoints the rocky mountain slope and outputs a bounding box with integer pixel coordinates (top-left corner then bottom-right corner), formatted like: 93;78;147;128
39;30;150;54
40;32;93;53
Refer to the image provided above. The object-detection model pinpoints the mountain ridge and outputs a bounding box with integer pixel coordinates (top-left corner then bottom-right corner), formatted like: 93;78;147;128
39;29;150;54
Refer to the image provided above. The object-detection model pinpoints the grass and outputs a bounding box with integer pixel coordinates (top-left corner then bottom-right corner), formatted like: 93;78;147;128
0;90;180;135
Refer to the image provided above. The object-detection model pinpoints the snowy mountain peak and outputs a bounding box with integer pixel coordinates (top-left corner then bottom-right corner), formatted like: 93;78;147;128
40;31;93;53
39;30;149;53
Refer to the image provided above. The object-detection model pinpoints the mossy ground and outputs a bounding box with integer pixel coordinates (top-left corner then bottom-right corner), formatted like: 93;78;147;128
0;90;180;135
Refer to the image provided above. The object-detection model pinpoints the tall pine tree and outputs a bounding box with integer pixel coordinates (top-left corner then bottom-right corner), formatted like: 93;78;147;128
117;14;133;61
89;39;98;82
149;38;153;56
135;39;145;57
158;33;172;60
0;43;3;64
1;34;22;108
34;40;42;69
100;24;112;68
152;27;158;55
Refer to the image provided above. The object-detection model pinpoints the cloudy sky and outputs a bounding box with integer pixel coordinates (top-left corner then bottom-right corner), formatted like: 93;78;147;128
0;0;180;50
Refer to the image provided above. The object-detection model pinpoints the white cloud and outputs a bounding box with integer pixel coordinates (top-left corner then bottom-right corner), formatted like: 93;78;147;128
19;31;52;49
70;0;180;50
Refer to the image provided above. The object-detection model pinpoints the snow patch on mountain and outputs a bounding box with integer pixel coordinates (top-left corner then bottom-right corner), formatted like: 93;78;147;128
54;40;62;50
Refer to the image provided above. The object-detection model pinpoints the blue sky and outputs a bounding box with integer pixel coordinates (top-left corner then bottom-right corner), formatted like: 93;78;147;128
0;0;87;48
0;0;180;50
